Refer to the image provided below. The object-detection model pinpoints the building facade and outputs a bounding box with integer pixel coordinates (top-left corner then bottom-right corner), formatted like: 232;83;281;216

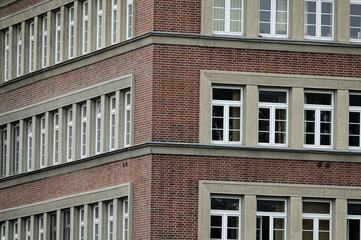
1;0;361;239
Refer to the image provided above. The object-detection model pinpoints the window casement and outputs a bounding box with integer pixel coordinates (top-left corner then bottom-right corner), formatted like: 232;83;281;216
53;113;59;164
81;104;87;158
258;89;288;146
303;91;333;148
1;223;5;240
39;216;44;240
211;87;243;144
213;0;242;35
13;220;18;240
259;0;288;37
82;1;89;54
69;6;75;59
256;198;287;240
67;108;73;161
13;124;20;174
302;200;332;240
93;205;99;240
124;92;131;147
42;16;48;68
50;213;57;240
29;21;35;72
1;128;7;177
40;116;46;168
79;208;85;240
304;0;334;40
97;0;103;49
27;120;32;171
108;203;114;240
349;94;361;148
350;2;361;42
63;210;71;240
111;0;118;44
4;31;10;81
16;26;22;77
25;218;31;240
126;0;133;39
95;100;101;154
55;11;61;63
123;200;129;240
347;202;361;240
210;196;241;240
109;95;116;150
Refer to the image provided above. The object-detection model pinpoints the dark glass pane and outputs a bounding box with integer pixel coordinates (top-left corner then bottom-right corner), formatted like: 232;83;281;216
320;135;330;145
321;2;332;14
305;134;315;144
212;130;223;141
349;124;360;135
210;228;222;239
259;132;269;143
319;232;329;240
305;110;315;121
306;25;316;36
274;230;284;240
229;130;240;142
259;108;270;119
303;202;330;214
303;219;313;231
351;28;361;39
257;200;285;212
229;107;240;117
349;136;360;147
351;4;361;15
306;1;316;12
320;123;330;134
319;220;330;231
211;198;239;210
302;231;313;240
259;23;270;34
275;133;285;144
260;0;271;10
261;216;270;240
212;118;223;129
274;218;284;229
307;13;316;25
321;15;331;25
351;16;361;28
275;120;286;132
348;219;360;240
260;11;271;22
321;26;332;37
348;203;361;215
211;216;222;226
213;88;241;101
305;93;332;105
305;122;315;133
275;109;286;120
350;112;360;123
259;120;270;131
350;95;361;107
259;91;287;103
213;106;224;117
227;228;238;239
228;216;239;228
229;119;240;130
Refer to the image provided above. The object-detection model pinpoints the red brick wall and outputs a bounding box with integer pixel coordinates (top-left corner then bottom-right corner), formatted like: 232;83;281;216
0;0;46;18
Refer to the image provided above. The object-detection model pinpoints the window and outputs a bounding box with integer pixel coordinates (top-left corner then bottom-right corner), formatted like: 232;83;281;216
63;210;70;240
126;0;133;39
42;16;48;67
258;90;288;146
39;216;44;240
27;121;32;171
13;220;18;240
95;100;101;154
50;213;57;240
111;0;118;44
55;11;61;63
210;196;241;240
81;104;87;157
97;0;103;49
348;203;361;240
304;92;333;148
4;31;9;81
13;124;19;173
67;108;73;161
349;94;361;148
1;128;7;177
108;203;114;240
256;199;287;240
79;208;85;240
213;0;242;35
124;92;131;147
69;7;75;58
93;206;99;240
350;2;361;41
302;200;332;240
25;218;31;240
16;26;22;77
83;1;89;54
259;0;288;37
29;21;35;72
1;223;5;240
53;113;59;164
110;96;116;150
40;116;46;168
123;200;129;240
304;0;334;40
211;87;242;144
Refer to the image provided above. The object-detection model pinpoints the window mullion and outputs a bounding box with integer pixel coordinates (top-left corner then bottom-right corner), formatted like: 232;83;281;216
270;106;276;145
271;0;276;35
222;213;227;240
225;0;230;33
224;104;229;143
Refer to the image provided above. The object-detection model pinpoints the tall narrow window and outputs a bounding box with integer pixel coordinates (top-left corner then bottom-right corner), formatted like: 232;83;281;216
210;196;241;240
25;218;31;240
304;92;333;148
124;92;131;147
126;0;133;39
211;87;242;144
79;208;85;240
27;121;32;171
259;0;288;37
29;21;35;72
256;199;286;240
42;16;48;67
39;216;44;240
4;31;10;81
349;94;361;148
304;0;334;39
40;116;46;168
1;128;7;177
97;0;103;49
110;96;116;150
55;11;61;63
13;220;18;240
348;203;361;240
213;0;242;35
95;100;101;154
111;0;118;44
50;213;57;240
53;113;59;164
63;210;70;240
93;206;99;240
81;104;87;157
350;2;361;41
258;90;288;146
302;200;332;240
16;26;22;76
108;203;114;240
13;124;20;173
123;200;129;240
69;7;75;59
67;109;73;161
83;1;89;54
1;223;5;240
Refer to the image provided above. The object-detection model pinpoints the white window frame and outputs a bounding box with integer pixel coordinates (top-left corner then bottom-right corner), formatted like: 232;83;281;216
13;220;18;240
302;199;332;240
1;128;7;177
258;89;288;146
124;92;131;147
97;0;103;49
126;0;133;39
39;216;44;240
350;1;361;42
27;121;32;171
53;113;59;164
81;104;87;158
79;208;85;240
256;198;287;240
1;223;5;240
211;86;243;145
29;21;35;72
303;91;333;148
111;0;118;44
95;100;101;154
83;1;89;54
93;206;99;240
304;0;334;40
109;95;116;150
69;6;75;59
55;11;61;63
42;16;48;68
210;196;241;240
13;124;20;173
4;31;10;81
108;203;114;240
16;26;22;77
123;200;129;240
259;0;289;37
349;93;361;149
67;108;73;161
25;218;31;240
40;116;46;168
347;202;361;240
213;0;243;35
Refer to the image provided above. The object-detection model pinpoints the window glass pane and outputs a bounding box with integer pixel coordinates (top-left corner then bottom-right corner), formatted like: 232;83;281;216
305;93;332;105
318;232;329;240
302;231;313;240
350;95;361;106
231;0;241;8
348;219;360;240
213;88;241;101
348;203;361;215
257;200;285;212
227;216;239;240
303;202;330;214
321;2;332;14
214;0;225;7
321;26;332;37
260;0;271;10
210;216;222;239
303;218;313;230
259;91;287;103
211;198;239;210
319;220;329;231
351;4;361;15
259;22;271;34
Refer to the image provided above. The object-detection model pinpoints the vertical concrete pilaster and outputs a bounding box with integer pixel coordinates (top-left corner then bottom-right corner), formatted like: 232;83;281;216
290;87;304;148
335;89;349;150
244;85;258;146
333;198;347;240
335;0;350;43
288;196;302;240
244;0;259;37
242;195;257;240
